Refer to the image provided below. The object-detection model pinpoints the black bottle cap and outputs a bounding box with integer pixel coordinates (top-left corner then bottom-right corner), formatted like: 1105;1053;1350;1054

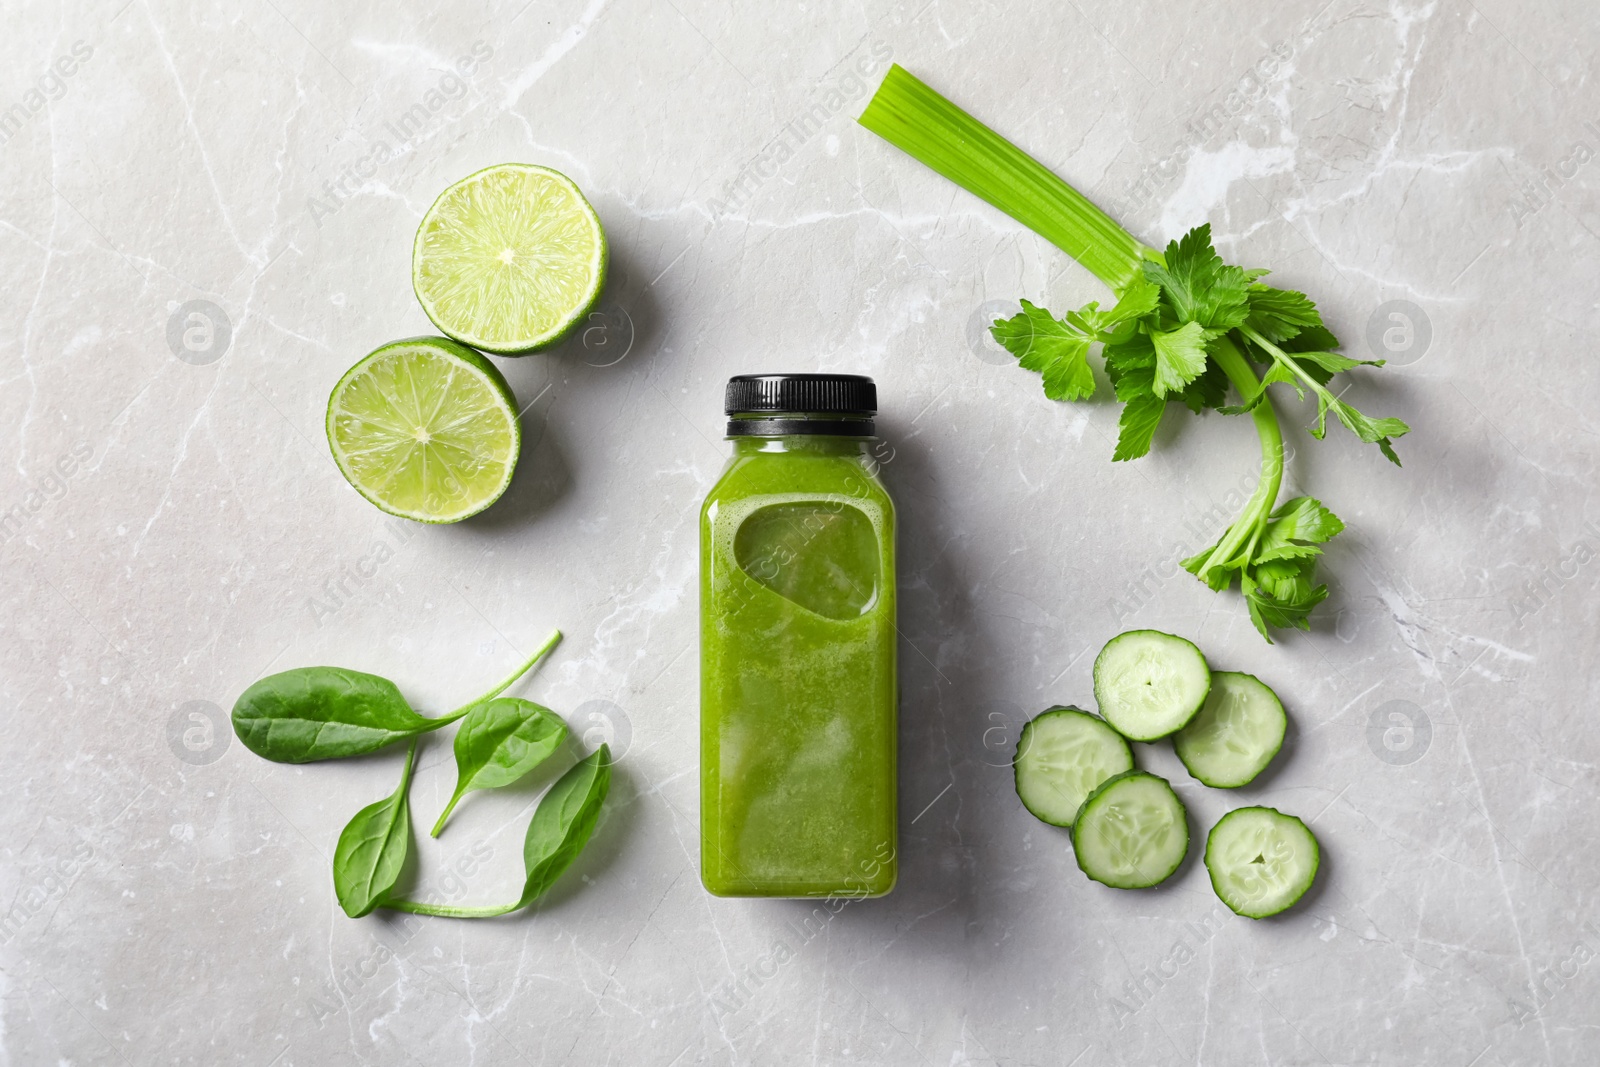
724;374;876;436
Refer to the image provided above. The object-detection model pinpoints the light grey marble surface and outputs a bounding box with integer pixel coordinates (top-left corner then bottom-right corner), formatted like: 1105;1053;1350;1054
4;1;1598;1064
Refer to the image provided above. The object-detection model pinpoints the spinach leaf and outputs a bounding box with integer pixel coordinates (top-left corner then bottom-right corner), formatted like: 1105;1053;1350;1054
515;744;612;906
430;698;568;837
231;629;564;764
384;745;612;918
232;667;447;763
333;741;417;918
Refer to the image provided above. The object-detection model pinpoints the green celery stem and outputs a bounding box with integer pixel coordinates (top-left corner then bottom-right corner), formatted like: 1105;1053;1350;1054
1205;337;1284;570
858;65;1157;291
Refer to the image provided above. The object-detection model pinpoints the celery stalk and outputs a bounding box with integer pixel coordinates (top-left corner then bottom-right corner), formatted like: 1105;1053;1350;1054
856;64;1409;641
858;64;1289;599
858;65;1158;291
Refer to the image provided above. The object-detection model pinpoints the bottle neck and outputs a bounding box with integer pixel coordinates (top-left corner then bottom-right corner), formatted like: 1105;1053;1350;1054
725;410;875;442
730;434;874;458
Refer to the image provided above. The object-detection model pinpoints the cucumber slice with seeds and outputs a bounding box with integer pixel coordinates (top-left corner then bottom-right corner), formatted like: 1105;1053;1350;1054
1173;671;1287;788
1093;630;1211;741
1014;706;1134;828
1205;806;1319;918
1072;771;1189;889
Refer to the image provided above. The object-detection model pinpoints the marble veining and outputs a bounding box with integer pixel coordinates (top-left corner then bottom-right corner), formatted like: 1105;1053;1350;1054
2;0;1597;1064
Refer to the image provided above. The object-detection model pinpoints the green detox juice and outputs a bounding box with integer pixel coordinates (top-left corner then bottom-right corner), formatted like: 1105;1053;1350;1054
700;374;896;897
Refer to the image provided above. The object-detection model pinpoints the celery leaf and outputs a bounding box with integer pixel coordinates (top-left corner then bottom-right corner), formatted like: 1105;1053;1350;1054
1113;394;1166;462
1150;321;1211;397
1255;497;1344;563
990;300;1097;400
1245;285;1323;343
1142;224;1250;330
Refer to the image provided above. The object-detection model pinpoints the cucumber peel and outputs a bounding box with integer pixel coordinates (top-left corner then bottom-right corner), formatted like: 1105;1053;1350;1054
1014;706;1133;828
1204;806;1319;918
1072;770;1189;889
1173;671;1286;788
1092;630;1211;741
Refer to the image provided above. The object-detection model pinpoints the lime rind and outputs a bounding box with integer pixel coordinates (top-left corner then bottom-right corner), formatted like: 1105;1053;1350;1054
412;163;608;355
326;337;520;523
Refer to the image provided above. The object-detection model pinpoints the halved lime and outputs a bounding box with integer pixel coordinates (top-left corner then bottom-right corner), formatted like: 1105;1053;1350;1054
412;163;607;354
326;337;520;523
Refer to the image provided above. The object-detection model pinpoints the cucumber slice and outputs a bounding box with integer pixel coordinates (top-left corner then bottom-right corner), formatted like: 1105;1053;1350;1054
1071;771;1189;889
1204;806;1319;918
1014;706;1134;828
1092;630;1211;741
1173;672;1286;788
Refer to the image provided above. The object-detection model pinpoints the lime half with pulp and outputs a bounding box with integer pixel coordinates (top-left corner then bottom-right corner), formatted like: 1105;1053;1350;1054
412;163;607;354
326;337;520;523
